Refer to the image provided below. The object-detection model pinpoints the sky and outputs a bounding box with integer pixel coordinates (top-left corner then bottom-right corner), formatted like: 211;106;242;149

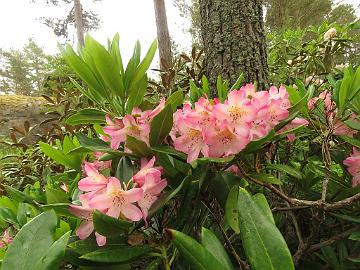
0;0;191;63
0;0;359;62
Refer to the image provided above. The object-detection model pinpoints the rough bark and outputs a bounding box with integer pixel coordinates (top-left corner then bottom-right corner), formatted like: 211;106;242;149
74;0;85;47
153;0;172;70
199;0;269;95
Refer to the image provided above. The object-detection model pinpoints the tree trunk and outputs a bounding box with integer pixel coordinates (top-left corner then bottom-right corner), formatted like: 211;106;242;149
74;0;85;47
153;0;172;70
199;0;269;95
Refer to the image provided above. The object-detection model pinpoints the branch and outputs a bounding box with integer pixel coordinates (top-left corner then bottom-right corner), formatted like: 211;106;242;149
236;162;360;210
307;226;359;252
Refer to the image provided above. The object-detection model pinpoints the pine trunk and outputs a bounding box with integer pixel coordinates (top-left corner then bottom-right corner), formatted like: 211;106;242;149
74;0;85;47
153;0;172;70
199;0;269;95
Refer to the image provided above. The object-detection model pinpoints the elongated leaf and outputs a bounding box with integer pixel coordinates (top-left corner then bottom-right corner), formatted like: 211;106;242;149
150;146;187;160
166;90;184;112
339;135;360;148
2;211;58;270
39;142;78;169
225;186;240;234
126;74;148;113
66;109;106;125
237;188;294;270
250;173;282;185
339;75;352;114
92;210;132;237
149;104;173;146
115;156;133;183
110;33;124;75
126;136;153;157
252;193;275;224
4;185;36;204
34;231;71;270
167;229;229;270
80;245;151;263
266;164;302;179
201;228;234;270
131;39;157;87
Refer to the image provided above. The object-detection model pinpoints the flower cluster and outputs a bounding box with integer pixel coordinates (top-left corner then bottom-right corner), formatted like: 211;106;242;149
103;99;166;149
0;228;13;249
308;89;357;137
69;157;167;246
343;148;360;187
171;84;291;162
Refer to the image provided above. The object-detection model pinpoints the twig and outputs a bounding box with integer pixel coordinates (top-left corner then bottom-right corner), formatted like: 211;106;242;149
236;161;360;210
307;226;359;252
272;206;310;212
321;132;332;201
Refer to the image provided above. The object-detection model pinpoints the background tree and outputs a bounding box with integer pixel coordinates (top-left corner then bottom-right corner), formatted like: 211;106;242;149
199;0;269;93
153;0;172;70
33;0;101;44
0;39;56;96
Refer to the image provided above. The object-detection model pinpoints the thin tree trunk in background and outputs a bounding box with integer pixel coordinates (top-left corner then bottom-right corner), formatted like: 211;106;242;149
74;0;85;47
199;0;269;95
153;0;172;70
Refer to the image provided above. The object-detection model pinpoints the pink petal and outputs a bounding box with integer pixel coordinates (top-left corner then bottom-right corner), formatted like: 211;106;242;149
123;188;144;203
68;205;92;219
76;220;94;239
89;194;113;210
120;203;143;221
95;233;107;246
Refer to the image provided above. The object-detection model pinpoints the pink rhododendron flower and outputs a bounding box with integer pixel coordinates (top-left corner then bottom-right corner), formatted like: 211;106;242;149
343;148;360;187
137;176;167;222
78;162;108;192
132;156;163;186
205;122;249;157
278;118;309;142
92;152;112;171
333;120;357;137
69;194;107;246
138;98;166;124
0;228;13;248
269;85;291;110
173;118;209;163
89;177;143;221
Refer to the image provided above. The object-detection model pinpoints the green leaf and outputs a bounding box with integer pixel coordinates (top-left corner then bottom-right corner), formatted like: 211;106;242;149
34;231;71;270
92;210;132;237
126;136;153;157
4;185;36;204
201;75;210;96
250;173;282;185
339;75;352;115
244;130;275;153
131;39;157;87
349;231;360;241
110;33;124;75
252;193;275;224
0;207;18;226
151;146;187;160
225;186;240;234
45;186;69;204
17;203;28;226
66;109;106;125
2;211;58;270
80;245;151;263
115;157;133;183
167;229;229;270
339;135;360;148
230;73;244;91
149;104;173;146
236;188;294;270
76;133;133;157
331;213;360;223
201;228;234;270
166;90;185;112
39;142;78;169
266;164;302;179
41;203;73;217
126;74;148;113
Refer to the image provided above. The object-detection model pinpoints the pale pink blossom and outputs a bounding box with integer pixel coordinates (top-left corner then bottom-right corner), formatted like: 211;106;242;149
92;152;112;170
132;156;163;186
205;122;249;157
278;118;309;142
138;176;167;222
69;194;107;246
333;120;357;137
138;98;166;124
343;148;360;187
78;162;108;192
0;228;13;249
324;28;337;41
173;118;209;163
89;177;143;221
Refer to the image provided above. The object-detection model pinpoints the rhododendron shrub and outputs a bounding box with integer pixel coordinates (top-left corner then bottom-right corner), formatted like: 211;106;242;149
1;37;359;270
